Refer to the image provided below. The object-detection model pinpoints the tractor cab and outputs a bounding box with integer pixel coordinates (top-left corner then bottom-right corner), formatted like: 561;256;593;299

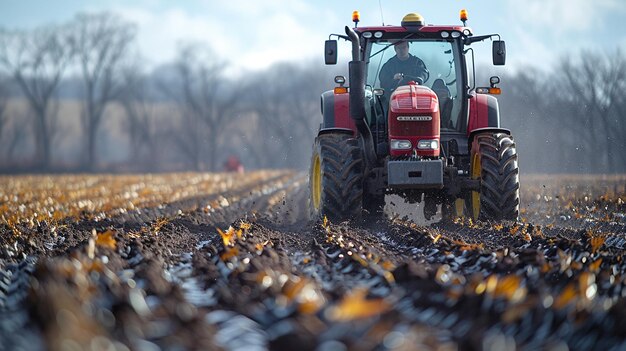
364;35;463;132
325;11;506;133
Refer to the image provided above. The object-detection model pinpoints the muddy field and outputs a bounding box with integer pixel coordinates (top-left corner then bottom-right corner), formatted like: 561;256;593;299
1;171;625;351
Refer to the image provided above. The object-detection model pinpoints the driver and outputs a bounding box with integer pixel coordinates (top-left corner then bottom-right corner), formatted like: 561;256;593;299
379;40;429;94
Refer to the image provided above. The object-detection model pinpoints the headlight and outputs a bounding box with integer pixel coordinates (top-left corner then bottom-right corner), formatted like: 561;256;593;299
417;139;438;150
391;139;412;150
451;31;461;38
440;31;450;38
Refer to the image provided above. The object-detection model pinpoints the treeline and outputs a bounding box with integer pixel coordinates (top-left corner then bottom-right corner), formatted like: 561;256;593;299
498;50;626;174
0;12;624;174
0;12;339;173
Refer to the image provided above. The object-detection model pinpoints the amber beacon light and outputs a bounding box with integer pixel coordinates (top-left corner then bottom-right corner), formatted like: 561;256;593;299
352;10;360;27
460;9;468;25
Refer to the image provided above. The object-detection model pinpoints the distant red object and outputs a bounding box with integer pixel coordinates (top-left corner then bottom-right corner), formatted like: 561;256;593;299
224;155;244;173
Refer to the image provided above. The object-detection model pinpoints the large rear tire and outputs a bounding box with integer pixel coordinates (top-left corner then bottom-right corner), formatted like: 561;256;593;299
468;132;520;221
309;133;364;222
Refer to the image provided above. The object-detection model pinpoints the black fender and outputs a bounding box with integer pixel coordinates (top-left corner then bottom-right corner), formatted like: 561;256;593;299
468;127;511;147
320;90;336;129
485;95;500;128
468;94;501;133
319;90;356;135
318;128;355;137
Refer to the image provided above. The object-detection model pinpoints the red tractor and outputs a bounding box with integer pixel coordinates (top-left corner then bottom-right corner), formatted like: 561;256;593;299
309;10;520;222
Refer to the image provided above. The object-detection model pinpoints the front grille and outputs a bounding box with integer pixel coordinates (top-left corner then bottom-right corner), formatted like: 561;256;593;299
389;122;434;136
394;95;434;110
416;96;434;109
396;96;413;109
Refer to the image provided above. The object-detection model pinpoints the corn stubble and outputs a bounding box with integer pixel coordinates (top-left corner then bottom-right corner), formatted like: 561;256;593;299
0;172;625;350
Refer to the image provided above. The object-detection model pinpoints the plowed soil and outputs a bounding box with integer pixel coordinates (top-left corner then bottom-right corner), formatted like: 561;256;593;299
1;171;625;351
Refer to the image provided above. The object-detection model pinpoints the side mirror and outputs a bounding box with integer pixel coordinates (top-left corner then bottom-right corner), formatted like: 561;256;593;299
492;40;506;66
325;40;337;65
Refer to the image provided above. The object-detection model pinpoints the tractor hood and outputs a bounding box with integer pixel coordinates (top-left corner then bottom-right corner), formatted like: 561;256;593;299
388;83;441;157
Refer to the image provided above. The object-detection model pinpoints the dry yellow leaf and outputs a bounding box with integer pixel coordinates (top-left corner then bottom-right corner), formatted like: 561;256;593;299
590;236;605;253
96;230;116;250
532;226;545;239
554;283;577;309
451;239;484;251
523;232;532;242
217;226;236;247
153;217;169;233
239;221;252;231
578;272;596;300
329;288;390;321
220;247;239;261
298;300;322;315
570;261;583;271
86;259;105;273
589;258;602;272
255;240;270;252
381;261;395;271
283;277;308;301
494;275;527;302
485;275;498;295
352;253;369;267
383;271;395;284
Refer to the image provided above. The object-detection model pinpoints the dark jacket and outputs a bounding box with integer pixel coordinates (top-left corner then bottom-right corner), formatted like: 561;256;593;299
379;54;428;93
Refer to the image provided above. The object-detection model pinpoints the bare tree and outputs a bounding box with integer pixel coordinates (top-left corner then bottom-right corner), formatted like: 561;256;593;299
119;64;156;170
0;110;32;167
246;62;327;169
556;50;626;173
71;12;136;170
0;76;7;140
499;68;559;172
0;25;73;169
498;50;626;174
160;44;237;171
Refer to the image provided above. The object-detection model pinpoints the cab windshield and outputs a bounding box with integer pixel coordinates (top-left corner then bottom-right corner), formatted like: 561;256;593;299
365;39;463;131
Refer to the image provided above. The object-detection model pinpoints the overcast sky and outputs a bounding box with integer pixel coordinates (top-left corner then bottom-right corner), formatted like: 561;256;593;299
1;0;624;73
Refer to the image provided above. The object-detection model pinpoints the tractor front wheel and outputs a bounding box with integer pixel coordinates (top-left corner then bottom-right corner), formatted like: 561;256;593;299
309;133;364;221
468;132;520;221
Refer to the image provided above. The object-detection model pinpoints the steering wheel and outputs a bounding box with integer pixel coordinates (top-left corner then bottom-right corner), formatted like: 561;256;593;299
398;74;424;86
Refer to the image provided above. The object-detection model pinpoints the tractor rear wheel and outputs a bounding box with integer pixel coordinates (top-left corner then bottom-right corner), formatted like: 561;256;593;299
468;132;520;221
309;133;364;221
